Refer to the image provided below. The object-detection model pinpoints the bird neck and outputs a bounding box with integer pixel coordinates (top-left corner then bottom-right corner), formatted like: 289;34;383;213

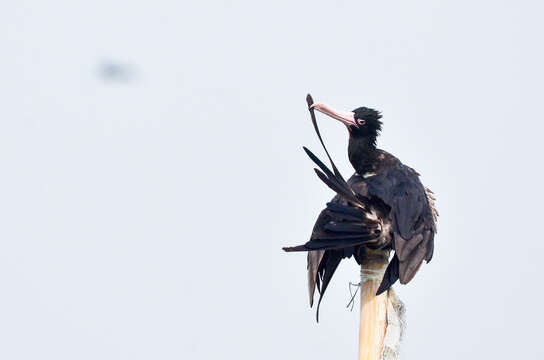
348;136;378;175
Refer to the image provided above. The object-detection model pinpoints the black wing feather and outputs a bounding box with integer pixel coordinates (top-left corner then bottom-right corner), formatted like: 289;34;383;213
365;165;436;284
376;254;400;295
315;250;343;322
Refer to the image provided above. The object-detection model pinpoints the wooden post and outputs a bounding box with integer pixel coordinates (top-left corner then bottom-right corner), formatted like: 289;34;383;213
359;250;389;360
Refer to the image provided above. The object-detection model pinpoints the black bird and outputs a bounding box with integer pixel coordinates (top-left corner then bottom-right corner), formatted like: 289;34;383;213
284;95;437;319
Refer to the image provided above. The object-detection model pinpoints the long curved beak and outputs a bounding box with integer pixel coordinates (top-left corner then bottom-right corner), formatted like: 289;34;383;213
310;102;357;127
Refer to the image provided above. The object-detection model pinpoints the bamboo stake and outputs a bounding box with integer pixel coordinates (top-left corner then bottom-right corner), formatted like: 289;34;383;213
359;250;389;360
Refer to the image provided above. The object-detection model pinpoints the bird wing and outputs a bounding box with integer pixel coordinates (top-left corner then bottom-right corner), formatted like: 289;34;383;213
283;147;381;320
364;165;436;285
283;95;381;320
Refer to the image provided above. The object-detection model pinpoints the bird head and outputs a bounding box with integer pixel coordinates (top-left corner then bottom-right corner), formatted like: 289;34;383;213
311;102;382;141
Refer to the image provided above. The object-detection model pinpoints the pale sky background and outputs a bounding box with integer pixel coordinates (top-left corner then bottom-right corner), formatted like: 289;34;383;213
1;1;543;359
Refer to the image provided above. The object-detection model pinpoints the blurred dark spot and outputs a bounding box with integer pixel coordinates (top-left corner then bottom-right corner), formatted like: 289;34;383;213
97;61;136;83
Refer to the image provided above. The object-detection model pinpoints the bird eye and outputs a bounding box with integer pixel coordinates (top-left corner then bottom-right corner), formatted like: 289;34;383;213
357;119;366;126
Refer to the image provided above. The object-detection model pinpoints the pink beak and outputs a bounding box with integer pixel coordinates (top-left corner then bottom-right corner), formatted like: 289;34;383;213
311;102;358;127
